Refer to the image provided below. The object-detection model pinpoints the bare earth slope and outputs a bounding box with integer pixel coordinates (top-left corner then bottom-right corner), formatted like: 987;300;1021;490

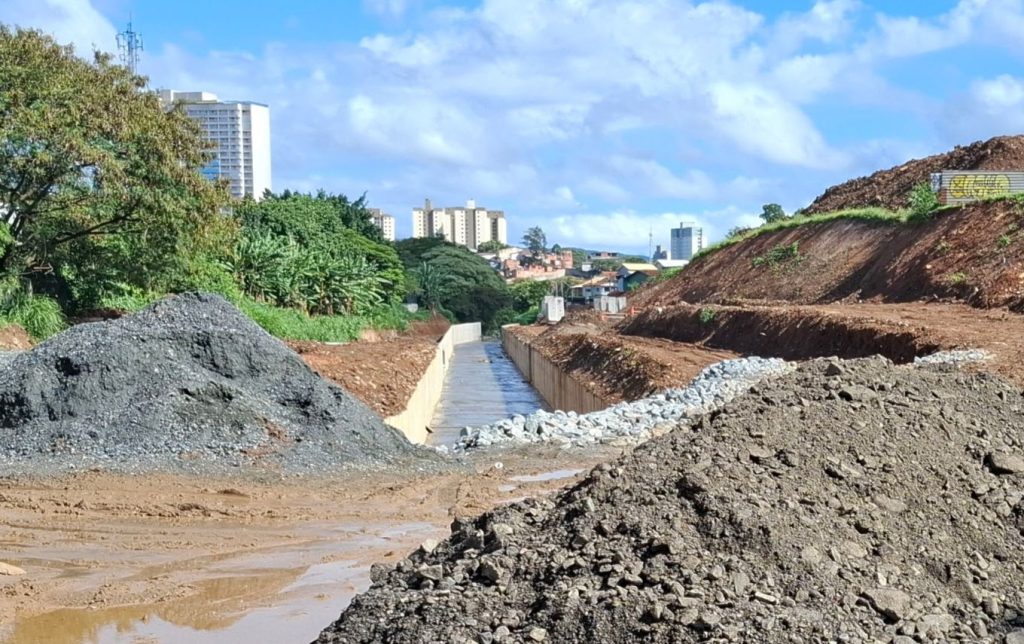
805;135;1024;214
633;200;1024;311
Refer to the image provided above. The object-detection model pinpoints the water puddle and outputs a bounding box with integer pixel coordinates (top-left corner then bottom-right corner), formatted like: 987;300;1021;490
3;522;438;644
509;468;584;483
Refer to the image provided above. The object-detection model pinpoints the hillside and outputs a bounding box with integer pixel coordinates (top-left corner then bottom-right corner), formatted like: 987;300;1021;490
632;199;1024;311
805;135;1024;213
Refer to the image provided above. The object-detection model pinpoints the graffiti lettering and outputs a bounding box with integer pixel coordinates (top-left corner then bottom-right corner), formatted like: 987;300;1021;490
948;174;1011;200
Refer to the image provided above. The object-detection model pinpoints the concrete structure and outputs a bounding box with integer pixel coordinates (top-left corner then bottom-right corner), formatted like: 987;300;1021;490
595;296;628;314
540;296;565;324
931;170;1024;205
368;208;396;241
384;322;481;443
670;222;704;261
157;90;271;200
569;274;617;303
502;327;610;414
412;198;507;249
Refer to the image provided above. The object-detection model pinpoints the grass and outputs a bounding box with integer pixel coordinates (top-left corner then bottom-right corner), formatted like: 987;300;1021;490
752;242;803;268
0;293;66;340
947;271;969;286
239;298;421;343
998;234;1013;249
698;307;716;325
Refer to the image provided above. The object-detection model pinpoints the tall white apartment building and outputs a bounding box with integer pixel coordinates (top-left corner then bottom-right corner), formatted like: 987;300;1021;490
670;221;705;261
157;90;272;200
368;209;396;241
412;199;507;249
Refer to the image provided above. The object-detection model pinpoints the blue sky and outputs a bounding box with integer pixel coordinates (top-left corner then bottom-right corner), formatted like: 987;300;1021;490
4;0;1024;254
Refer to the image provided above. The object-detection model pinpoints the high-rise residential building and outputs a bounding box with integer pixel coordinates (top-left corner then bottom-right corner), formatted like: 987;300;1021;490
157;90;272;200
368;209;396;241
670;221;704;261
412;199;507;248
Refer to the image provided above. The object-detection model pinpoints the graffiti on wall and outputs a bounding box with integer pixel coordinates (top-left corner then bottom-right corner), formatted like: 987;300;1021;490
948;173;1012;200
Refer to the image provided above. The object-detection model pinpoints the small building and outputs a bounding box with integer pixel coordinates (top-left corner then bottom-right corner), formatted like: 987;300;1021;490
616;262;659;292
568;273;617;303
654;259;689;270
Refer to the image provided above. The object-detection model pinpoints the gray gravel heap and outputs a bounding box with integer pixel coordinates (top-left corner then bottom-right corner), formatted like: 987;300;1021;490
317;356;1024;644
454;357;792;450
0;293;443;475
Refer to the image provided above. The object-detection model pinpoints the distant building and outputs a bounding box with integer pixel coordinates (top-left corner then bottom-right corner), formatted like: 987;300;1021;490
368;208;396;241
157;90;271;200
616;262;659;292
652;245;668;261
670;222;704;261
411;198;507;249
568;273;618;303
654;259;689;270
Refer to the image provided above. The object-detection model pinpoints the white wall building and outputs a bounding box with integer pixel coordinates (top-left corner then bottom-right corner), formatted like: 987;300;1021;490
412;199;508;249
157;90;272;200
368;209;396;241
670;221;704;261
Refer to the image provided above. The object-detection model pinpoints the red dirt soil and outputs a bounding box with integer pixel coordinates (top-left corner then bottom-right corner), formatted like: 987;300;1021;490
633;200;1024;311
0;325;31;350
804;134;1024;214
508;324;737;403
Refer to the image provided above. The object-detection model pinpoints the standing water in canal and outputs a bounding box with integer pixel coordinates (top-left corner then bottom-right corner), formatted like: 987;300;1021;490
428;339;546;445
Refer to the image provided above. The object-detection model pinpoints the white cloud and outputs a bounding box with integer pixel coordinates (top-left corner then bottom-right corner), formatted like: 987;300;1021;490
941;75;1024;141
0;0;117;56
363;0;412;19
550;207;745;251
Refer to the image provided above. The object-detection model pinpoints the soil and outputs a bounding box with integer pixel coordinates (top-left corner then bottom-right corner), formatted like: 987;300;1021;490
633;200;1024;312
316;357;1024;644
290;337;439;417
0;325;31;350
506;324;737;404
0;446;621;644
620;301;1024;386
804;134;1024;214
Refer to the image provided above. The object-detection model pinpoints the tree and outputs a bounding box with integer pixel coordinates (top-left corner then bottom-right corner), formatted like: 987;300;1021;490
477;240;508;253
521;226;547;266
726;226;752;239
759;203;787;224
0;27;229;309
509;279;550;312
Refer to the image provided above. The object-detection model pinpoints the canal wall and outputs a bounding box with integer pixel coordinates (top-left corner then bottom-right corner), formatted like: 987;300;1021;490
385;322;481;443
501;325;609;414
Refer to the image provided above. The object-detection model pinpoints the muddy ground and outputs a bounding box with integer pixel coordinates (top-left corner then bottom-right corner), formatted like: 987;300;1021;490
0;446;620;644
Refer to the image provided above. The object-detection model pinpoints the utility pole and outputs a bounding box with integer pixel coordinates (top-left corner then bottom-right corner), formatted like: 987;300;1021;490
648;226;653;261
117;17;144;76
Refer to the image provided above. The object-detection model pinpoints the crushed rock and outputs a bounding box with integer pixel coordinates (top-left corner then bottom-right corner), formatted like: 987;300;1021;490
317;356;1024;643
0;293;445;476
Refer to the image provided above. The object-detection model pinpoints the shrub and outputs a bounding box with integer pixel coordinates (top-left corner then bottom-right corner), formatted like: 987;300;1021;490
752;242;802;268
998;234;1013;249
908;181;940;221
698;307;717;325
0;278;66;339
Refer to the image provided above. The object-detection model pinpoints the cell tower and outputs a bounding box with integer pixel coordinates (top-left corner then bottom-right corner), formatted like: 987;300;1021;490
117;18;143;75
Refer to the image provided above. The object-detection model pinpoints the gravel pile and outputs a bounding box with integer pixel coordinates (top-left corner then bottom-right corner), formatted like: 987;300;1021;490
317;356;1024;643
0;293;443;475
453;358;791;450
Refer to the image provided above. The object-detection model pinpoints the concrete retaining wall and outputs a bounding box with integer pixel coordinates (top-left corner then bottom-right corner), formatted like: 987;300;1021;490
501;326;609;414
385;322;481;443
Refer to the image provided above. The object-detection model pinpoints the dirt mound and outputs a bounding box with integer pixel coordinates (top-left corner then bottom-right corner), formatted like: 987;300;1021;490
0;324;32;350
633;200;1024;311
0;293;443;475
806;135;1024;214
317;357;1024;643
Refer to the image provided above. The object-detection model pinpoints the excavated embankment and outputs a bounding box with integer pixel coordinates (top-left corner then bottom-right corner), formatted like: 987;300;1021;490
316;357;1024;643
0;293;444;475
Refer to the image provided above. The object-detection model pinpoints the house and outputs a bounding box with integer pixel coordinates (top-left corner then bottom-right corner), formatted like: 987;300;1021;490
568;273;617;303
616;263;659;292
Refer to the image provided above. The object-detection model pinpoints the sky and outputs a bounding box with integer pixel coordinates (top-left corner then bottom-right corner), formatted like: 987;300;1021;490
3;0;1024;255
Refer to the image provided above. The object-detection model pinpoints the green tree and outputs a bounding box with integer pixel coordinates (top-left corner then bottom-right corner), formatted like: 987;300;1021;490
759;203;787;224
521;226;547;266
509;279;550;311
0;27;229;310
477;240;508;253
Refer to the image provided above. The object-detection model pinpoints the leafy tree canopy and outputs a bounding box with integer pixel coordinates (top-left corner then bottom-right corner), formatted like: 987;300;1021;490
0;26;229;309
476;239;508;253
760;203;787;224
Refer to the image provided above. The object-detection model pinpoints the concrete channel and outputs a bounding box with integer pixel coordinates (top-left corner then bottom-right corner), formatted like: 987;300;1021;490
427;339;547;445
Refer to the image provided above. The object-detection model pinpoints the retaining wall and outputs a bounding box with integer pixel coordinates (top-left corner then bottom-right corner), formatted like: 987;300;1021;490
385;322;481;443
501;326;609;414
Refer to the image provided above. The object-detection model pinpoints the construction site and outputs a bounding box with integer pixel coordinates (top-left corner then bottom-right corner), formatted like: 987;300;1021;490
3;136;1024;644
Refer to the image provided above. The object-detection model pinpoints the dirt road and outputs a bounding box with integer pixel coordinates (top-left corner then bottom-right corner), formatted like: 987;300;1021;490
0;447;618;644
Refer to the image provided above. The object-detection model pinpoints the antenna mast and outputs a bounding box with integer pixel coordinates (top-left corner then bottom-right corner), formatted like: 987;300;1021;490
648;226;653;260
117;17;144;75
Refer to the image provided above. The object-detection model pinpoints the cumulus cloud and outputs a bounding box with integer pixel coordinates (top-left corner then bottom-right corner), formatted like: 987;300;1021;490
0;0;117;56
550;207;746;252
941;75;1024;141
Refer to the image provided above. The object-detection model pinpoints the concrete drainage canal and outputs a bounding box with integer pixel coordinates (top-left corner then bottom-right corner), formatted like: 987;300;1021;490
427;339;548;446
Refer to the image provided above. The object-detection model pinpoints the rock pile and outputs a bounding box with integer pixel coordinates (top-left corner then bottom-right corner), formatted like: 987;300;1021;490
454;358;791;449
317;357;1024;643
0;293;442;475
